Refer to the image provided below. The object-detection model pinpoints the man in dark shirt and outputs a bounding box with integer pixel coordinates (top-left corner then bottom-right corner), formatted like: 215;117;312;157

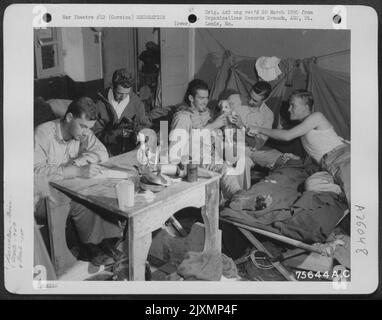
93;68;152;155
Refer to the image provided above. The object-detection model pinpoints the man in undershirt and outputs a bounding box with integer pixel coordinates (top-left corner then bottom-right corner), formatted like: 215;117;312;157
247;89;350;206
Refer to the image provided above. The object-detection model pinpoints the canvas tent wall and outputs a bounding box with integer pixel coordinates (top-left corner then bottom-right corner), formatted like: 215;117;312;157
195;29;350;141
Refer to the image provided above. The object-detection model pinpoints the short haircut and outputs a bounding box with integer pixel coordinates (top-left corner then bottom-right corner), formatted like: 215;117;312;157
146;41;157;50
112;68;135;89
290;89;314;111
65;97;97;120
251;81;272;100
183;79;209;106
218;89;239;101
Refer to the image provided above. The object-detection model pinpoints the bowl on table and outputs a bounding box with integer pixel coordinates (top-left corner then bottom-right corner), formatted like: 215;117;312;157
139;173;168;193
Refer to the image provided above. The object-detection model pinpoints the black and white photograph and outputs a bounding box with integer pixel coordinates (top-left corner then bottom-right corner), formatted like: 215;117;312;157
32;25;352;282
3;4;379;295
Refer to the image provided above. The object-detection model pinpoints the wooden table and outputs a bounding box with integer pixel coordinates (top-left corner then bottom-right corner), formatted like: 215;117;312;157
50;150;221;280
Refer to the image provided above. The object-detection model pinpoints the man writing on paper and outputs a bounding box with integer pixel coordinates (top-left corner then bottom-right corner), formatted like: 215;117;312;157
34;97;122;266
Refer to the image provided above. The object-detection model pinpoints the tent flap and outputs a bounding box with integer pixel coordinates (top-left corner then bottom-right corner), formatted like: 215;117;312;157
208;52;350;140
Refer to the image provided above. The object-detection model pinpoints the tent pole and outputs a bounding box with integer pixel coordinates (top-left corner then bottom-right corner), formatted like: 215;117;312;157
220;218;325;254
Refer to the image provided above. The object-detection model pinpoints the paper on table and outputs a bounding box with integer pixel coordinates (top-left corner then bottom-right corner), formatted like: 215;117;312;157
100;162;137;172
93;168;131;179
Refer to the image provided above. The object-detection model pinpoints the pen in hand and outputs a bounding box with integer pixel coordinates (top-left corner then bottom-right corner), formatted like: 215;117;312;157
79;163;102;178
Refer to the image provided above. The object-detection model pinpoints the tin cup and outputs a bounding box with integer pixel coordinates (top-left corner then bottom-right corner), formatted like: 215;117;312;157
115;180;135;209
228;110;237;124
160;164;179;176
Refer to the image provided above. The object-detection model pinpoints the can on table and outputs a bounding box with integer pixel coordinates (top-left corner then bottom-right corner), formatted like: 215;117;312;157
186;163;198;182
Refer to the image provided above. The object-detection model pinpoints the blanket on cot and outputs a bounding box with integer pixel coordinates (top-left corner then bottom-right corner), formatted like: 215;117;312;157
221;161;348;244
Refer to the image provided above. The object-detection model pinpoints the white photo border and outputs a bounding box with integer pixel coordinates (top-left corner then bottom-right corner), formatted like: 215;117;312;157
3;4;379;294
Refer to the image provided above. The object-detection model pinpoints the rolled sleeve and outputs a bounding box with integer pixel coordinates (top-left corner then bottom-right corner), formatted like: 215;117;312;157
79;132;109;163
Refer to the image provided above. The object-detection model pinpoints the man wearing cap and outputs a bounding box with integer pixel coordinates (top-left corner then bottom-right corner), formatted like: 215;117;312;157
93;68;152;156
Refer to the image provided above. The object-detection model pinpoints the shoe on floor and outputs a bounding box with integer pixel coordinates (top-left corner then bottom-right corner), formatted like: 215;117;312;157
99;238;125;262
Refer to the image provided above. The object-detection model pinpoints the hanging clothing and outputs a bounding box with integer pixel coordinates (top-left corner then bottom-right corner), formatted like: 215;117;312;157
255;56;282;82
210;51;237;103
206;49;350;140
263;57;296;128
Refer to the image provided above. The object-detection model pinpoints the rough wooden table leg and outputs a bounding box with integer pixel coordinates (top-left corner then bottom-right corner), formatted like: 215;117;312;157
127;223;152;281
201;179;221;253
